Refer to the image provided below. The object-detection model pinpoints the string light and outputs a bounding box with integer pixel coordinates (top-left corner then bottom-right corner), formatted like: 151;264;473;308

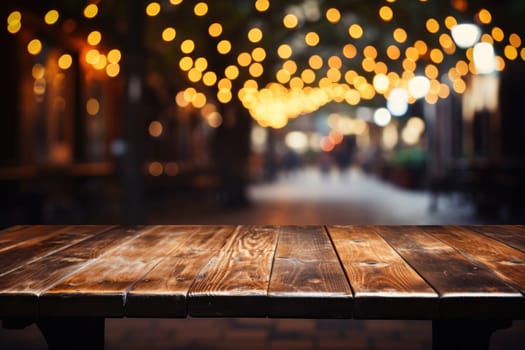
283;14;298;29
162;27;176;42
326;8;341;23
194;2;208;17
248;28;263;43
27;39;42;55
255;0;270;12
379;6;394;22
58;54;73;70
84;4;98;18
87;31;102;46
277;44;292;59
305;32;320;46
146;3;161;17
217;40;231;54
106;63;120;77
6;1;522;130
348;24;363;39
7;11;22;34
44;10;59;25
208;23;223;37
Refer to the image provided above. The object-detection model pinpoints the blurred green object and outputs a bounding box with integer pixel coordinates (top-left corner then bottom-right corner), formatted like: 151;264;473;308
391;147;427;169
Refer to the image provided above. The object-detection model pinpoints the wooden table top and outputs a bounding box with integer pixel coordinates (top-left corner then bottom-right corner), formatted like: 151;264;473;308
0;225;524;320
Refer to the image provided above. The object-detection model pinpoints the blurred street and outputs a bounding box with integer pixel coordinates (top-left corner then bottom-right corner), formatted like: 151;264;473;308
150;166;479;225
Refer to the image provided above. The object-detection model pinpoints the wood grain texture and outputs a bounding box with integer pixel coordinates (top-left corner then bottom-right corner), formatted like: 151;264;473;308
467;225;525;253
376;226;523;319
1;225;524;322
188;225;279;317
0;225;64;252
268;226;352;318
0;226;147;318
328;225;438;319
426;226;525;295
40;226;198;317
126;226;235;317
0;226;112;277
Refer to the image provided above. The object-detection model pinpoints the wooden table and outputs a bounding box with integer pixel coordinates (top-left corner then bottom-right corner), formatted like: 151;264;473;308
1;225;524;349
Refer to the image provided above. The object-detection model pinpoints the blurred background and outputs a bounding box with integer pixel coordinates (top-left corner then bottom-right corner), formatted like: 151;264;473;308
1;1;525;349
1;0;525;226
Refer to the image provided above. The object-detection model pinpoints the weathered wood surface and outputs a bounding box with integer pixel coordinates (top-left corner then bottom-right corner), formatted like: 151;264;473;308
0;226;64;252
0;226;112;277
0;226;147;318
328;225;438;318
425;226;525;294
126;226;235;317
40;226;196;317
375;226;524;319
0;225;523;320
188;226;279;317
467;225;525;253
268;226;352;318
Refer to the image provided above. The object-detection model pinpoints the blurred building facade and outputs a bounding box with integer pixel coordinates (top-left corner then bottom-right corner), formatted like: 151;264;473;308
1;4;124;223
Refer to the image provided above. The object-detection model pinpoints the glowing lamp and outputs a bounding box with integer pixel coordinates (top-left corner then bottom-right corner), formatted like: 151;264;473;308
473;42;496;74
387;88;409;117
408;76;431;99
451;23;481;48
374;108;391;127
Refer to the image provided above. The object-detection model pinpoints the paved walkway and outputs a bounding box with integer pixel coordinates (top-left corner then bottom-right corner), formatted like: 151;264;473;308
155;166;479;225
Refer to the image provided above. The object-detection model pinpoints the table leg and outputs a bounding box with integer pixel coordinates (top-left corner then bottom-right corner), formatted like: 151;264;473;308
432;319;511;350
37;317;105;350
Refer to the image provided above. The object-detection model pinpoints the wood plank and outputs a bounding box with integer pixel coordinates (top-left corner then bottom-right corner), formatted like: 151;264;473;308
0;225;28;232
0;226;147;318
327;225;438;319
0;226;113;277
39;226;201;317
467;225;525;253
376;226;524;319
268;226;352;318
125;226;235;317
188;225;279;317
0;225;69;252
425;226;525;294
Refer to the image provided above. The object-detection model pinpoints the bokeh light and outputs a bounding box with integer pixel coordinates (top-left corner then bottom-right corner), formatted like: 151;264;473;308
58;54;73;70
194;2;209;17
326;8;341;24
255;0;270;12
84;4;98;18
149;121;163;137
44;10;59;25
379;6;394;22
248;28;263;43
27;39;42;55
146;2;161;17
348;24;363;39
305;32;320;47
208;23;223;37
162;27;176;42
283;14;298;29
86;98;100;116
87;31;102;46
6;0;525;133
